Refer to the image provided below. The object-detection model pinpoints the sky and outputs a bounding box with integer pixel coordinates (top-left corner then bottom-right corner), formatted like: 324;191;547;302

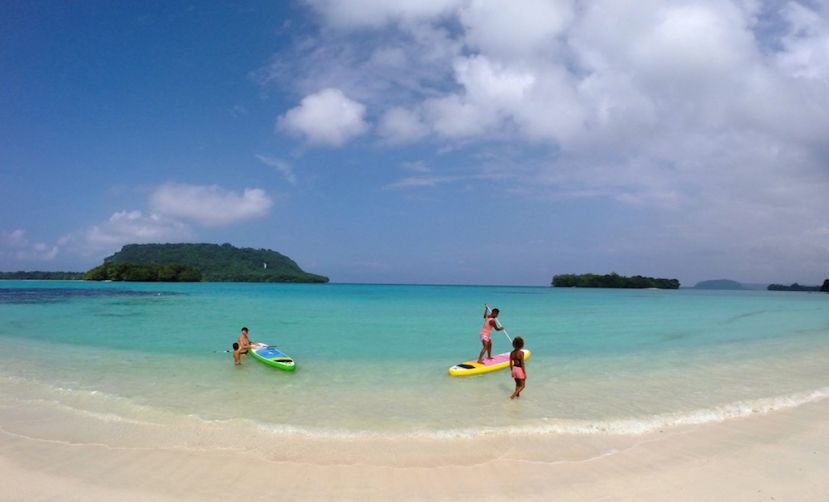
1;0;828;286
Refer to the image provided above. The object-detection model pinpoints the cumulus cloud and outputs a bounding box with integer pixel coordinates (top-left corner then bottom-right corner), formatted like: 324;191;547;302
459;0;574;58
776;2;829;80
268;0;829;280
67;183;273;257
277;88;368;146
150;183;273;227
83;211;193;251
0;229;60;261
378;107;429;144
285;0;829;150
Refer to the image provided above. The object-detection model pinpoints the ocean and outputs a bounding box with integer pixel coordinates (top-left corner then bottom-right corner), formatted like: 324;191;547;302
1;281;828;452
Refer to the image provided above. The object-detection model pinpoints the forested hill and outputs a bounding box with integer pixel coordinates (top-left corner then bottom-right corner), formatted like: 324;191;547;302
0;271;84;280
693;279;745;290
101;243;328;283
552;273;680;289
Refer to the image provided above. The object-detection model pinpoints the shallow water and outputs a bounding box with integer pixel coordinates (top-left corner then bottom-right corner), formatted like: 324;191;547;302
1;281;828;442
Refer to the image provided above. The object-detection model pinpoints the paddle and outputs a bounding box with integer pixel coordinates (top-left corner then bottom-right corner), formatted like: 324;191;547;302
498;322;513;344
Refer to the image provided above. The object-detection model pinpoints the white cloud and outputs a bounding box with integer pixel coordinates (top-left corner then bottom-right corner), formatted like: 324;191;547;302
277;88;368;146
0;229;61;262
84;210;193;251
303;0;461;28
424;94;496;138
459;0;574;58
776;2;829;80
1;229;27;247
256;154;297;184
383;175;459;190
400;160;431;173
378;107;429;144
150;183;273;227
271;0;829;281
65;183;273;258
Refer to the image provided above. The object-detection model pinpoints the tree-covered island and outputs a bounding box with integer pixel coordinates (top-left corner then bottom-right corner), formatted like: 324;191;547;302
84;243;329;283
767;283;821;292
84;262;202;282
0;271;84;280
552;273;680;289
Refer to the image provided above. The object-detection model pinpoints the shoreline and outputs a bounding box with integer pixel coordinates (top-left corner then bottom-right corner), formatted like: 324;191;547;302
3;398;827;500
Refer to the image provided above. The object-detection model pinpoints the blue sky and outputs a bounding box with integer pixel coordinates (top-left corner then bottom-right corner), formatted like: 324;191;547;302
2;1;828;286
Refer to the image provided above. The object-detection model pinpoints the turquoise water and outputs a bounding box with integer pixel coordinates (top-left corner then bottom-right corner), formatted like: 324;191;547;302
1;281;828;439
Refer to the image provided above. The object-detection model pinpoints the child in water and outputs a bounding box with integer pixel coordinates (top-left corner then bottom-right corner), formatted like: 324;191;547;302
509;336;526;399
232;342;241;365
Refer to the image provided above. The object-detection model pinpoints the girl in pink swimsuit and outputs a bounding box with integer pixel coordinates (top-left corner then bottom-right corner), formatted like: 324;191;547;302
478;305;505;364
510;336;526;399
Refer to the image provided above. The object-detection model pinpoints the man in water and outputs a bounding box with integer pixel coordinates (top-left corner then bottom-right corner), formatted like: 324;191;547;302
238;327;254;354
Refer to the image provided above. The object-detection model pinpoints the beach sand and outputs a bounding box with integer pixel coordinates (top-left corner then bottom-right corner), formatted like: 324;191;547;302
2;399;827;501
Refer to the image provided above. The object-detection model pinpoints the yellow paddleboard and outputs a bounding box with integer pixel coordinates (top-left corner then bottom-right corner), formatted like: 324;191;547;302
448;349;531;376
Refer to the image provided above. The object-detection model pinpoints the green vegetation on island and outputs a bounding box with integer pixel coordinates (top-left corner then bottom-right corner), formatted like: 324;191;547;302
767;283;821;292
552;273;680;289
84;262;201;282
692;279;745;290
0;271;84;280
822;279;829;293
88;243;329;283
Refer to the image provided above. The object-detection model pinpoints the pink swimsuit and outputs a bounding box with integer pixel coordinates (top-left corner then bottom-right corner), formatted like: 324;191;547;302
480;316;495;342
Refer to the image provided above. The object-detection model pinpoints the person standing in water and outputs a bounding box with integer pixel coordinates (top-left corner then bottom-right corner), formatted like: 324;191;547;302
509;336;527;399
238;327;254;354
478;304;505;363
231;342;242;365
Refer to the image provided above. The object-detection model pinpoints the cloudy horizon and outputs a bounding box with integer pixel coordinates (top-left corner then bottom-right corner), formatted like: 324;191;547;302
1;1;828;286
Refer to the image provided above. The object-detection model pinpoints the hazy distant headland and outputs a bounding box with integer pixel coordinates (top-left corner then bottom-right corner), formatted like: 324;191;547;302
552;273;680;289
84;243;329;283
692;279;745;290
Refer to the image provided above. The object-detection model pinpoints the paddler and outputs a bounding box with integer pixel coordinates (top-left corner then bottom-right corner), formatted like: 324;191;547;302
478;304;505;363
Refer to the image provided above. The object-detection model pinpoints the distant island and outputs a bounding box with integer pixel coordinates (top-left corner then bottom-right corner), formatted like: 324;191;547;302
84;243;329;283
823;279;829;293
693;279;745;290
85;262;202;282
767;283;821;292
552;273;680;289
0;271;84;280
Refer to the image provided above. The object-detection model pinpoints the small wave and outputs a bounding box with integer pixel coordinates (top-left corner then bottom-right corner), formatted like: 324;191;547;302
237;387;829;440
6;373;828;440
455;387;829;437
22;398;163;426
0;375;176;425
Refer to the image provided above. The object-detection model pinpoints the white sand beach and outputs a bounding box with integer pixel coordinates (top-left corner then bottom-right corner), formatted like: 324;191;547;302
3;398;827;501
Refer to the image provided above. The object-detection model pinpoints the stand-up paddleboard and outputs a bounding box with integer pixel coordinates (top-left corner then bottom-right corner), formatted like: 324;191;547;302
448;349;531;376
249;343;295;372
